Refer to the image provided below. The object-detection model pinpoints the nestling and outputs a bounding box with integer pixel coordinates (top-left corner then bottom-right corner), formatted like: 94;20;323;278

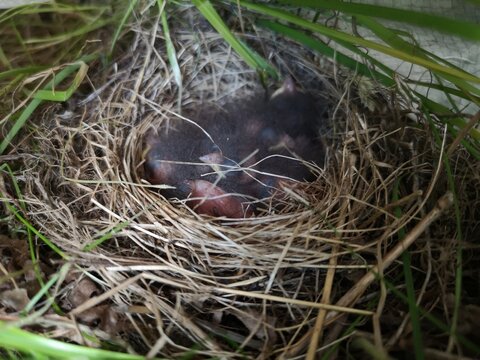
142;76;326;218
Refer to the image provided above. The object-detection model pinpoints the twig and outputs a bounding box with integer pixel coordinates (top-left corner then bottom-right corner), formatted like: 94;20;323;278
446;110;480;158
329;192;453;317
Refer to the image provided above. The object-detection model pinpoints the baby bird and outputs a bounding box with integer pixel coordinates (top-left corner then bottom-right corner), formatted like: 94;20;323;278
181;180;254;218
142;76;325;218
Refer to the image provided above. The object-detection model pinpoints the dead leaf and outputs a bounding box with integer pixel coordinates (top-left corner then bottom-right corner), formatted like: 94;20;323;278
0;288;30;311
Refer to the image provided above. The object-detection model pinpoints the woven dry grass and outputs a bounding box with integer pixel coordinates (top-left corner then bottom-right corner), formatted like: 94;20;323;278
9;8;477;359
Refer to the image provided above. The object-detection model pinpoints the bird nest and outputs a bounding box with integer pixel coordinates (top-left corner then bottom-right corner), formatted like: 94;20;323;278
10;8;474;359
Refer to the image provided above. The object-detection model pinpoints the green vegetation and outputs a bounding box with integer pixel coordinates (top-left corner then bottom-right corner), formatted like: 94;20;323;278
0;0;478;358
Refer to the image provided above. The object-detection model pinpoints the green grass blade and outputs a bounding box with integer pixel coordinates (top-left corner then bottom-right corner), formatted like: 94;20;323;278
402;252;425;359
351;337;390;360
392;179;425;360
193;0;277;78
419;95;480;143
157;0;182;87
258;19;394;87
1;201;68;260
276;0;480;41
33;61;88;101
406;80;480;104
21;263;68;314
83;220;131;252
24;18;112;45
259;18;480;159
384;276;480;354
424;111;465;354
0;322;145;360
232;1;480;84
0;4;110;24
0;164;49;296
418;95;480;160
109;0;138;56
0;66;47;81
413;46;480;104
0;54;96;155
257;17;480;158
0;44;10;68
83;207;146;252
356;15;480;98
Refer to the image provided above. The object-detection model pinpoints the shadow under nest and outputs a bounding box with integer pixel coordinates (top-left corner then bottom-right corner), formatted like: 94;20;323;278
15;16;461;358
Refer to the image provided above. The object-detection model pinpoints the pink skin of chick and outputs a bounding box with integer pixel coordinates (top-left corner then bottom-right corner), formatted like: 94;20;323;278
183;179;253;218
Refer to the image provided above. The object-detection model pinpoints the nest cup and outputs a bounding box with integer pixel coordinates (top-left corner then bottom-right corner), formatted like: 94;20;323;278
20;9;453;358
124;72;334;259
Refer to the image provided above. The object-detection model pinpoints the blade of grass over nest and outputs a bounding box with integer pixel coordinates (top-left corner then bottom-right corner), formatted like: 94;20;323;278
0;3;110;21
157;0;182;106
392;179;424;360
34;61;88;101
0;3;113;51
258;10;480;149
276;0;480;41
356;16;480;98
330;36;477;102
0;164;26;211
396;25;480;88
435;76;466;118
10;20;32;63
352;20;480;150
109;0;138;57
192;0;277;78
396;79;480;158
230;1;480;84
420;52;480;104
258;20;395;87
238;38;277;80
0;322;145;360
419;95;480;151
2;163;33;254
0;6;26;24
259;17;480;138
0;55;96;155
411;80;480;104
